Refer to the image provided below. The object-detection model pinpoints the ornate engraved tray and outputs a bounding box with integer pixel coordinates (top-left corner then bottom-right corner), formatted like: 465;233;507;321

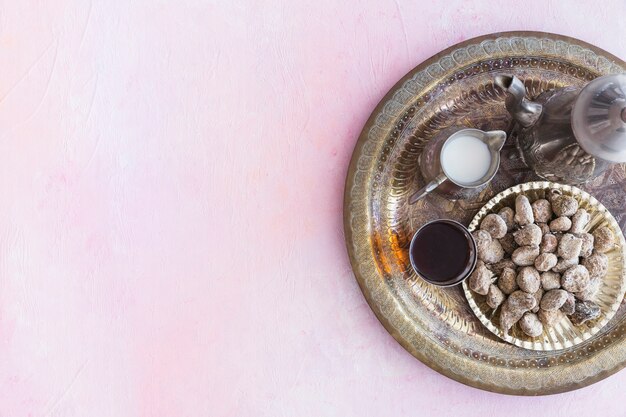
343;31;626;395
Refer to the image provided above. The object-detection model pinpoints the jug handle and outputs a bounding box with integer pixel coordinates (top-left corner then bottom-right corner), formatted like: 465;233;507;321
409;174;447;204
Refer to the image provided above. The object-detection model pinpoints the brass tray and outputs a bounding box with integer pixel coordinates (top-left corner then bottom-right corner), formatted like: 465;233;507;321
463;182;626;351
343;31;626;395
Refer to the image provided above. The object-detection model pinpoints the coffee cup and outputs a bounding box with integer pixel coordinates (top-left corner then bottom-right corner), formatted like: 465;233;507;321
409;219;477;286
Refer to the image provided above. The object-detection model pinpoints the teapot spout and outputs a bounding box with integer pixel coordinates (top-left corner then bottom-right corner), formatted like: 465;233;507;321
495;75;543;128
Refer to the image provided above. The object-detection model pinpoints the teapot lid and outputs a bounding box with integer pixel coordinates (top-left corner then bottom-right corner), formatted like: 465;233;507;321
572;74;626;163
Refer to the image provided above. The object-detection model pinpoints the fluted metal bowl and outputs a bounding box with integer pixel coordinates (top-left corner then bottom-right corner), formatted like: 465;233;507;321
463;181;626;351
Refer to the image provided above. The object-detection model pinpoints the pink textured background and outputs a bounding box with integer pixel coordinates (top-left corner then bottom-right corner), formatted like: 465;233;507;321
1;1;625;416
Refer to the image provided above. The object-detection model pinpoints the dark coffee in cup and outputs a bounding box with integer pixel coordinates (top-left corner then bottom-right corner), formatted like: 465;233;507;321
409;219;477;286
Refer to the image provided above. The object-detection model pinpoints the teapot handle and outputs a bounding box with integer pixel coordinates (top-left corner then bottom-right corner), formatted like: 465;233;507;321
408;174;447;204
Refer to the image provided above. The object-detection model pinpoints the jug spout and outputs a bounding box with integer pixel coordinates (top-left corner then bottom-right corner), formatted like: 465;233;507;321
484;130;507;152
495;75;543;128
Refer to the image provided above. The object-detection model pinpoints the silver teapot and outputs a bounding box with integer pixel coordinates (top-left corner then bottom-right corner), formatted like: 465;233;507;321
495;74;626;184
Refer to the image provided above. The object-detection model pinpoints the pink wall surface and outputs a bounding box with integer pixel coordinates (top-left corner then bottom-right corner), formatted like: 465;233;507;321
1;1;625;416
